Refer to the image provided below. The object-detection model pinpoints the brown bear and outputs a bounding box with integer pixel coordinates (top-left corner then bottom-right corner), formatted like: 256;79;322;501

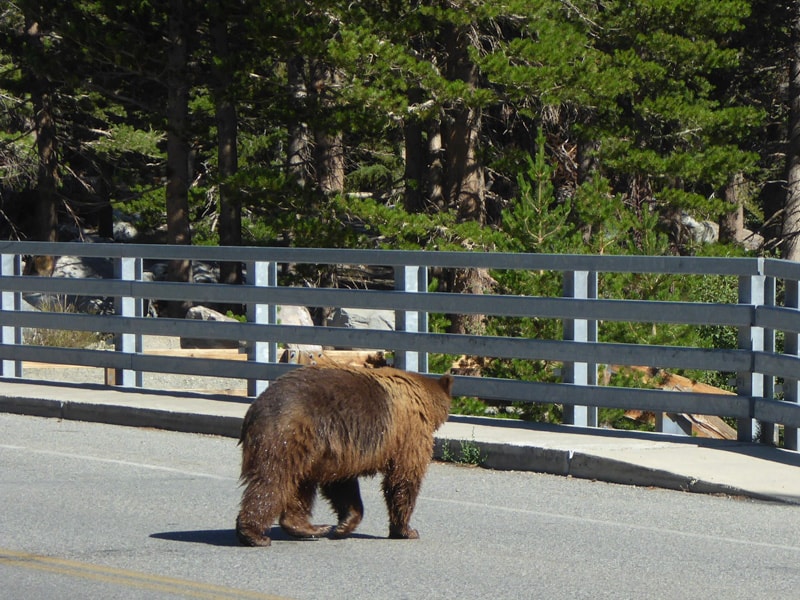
236;365;453;547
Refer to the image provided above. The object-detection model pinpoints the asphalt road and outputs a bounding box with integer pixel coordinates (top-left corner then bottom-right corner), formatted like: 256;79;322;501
2;413;800;600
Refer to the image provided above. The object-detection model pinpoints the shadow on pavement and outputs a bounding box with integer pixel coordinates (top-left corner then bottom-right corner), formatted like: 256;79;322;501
150;527;383;547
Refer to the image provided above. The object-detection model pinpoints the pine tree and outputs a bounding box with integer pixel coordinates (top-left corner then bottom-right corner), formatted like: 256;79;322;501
590;0;763;246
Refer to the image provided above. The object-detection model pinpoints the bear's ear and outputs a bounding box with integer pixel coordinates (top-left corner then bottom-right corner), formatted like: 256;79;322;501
438;374;454;396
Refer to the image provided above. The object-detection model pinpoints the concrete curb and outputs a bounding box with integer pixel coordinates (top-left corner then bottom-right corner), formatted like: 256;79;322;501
433;436;778;503
0;394;243;438
567;452;765;500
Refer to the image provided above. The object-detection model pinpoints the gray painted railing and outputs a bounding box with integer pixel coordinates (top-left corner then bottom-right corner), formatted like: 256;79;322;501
1;241;799;451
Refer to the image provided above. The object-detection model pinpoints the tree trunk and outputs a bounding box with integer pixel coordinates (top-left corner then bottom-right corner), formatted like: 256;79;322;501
165;0;192;317
403;88;427;213
32;84;58;244
577;139;598;185
25;16;58;252
427;121;445;212
443;23;485;224
577;139;599;243
440;22;487;335
311;62;344;195
720;173;745;244
314;129;344;195
783;3;800;261
443;104;489;335
212;9;242;290
287;55;310;189
444;104;484;223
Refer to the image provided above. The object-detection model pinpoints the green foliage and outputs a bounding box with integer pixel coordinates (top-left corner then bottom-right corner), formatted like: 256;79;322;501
599;408;656;432
0;0;770;251
225;311;247;323
500;133;579;253
457;436;486;466
89;125;164;159
451;396;492;417
330;193;498;252
440;432;486;467
683;268;740;390
593;0;763;217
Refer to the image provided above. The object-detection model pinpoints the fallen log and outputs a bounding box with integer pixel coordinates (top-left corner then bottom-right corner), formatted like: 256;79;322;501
279;349;387;368
611;366;737;440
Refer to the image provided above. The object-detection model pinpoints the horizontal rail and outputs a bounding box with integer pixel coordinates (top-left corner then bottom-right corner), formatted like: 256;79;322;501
0;310;753;373
0;240;766;274
3;275;752;325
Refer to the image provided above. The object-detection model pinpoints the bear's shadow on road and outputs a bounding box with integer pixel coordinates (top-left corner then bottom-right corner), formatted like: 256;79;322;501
150;528;382;547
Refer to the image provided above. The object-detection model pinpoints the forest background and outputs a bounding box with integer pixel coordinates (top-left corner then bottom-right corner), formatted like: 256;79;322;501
3;1;800;424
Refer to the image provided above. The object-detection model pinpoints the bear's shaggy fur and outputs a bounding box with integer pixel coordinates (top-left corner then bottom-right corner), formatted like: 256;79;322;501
236;366;453;547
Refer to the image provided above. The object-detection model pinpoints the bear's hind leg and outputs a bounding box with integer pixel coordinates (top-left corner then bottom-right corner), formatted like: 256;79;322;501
321;478;364;538
382;464;423;540
237;477;282;547
279;479;331;539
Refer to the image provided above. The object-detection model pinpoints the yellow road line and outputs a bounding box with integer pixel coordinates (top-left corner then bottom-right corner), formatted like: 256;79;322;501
0;548;290;600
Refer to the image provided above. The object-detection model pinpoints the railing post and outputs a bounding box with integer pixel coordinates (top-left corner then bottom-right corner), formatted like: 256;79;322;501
394;265;428;373
737;265;765;442
562;270;598;427
1;253;22;377
247;260;277;397
113;256;143;387
784;279;800;451
761;276;777;444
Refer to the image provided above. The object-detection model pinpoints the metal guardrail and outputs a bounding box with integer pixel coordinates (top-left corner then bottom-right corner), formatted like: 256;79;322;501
1;241;799;450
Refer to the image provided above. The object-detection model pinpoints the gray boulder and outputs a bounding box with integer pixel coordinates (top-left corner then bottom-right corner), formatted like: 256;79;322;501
278;305;322;352
181;305;240;349
327;307;395;331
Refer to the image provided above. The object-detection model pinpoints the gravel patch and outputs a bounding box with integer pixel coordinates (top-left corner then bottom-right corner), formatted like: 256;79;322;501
17;336;249;396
